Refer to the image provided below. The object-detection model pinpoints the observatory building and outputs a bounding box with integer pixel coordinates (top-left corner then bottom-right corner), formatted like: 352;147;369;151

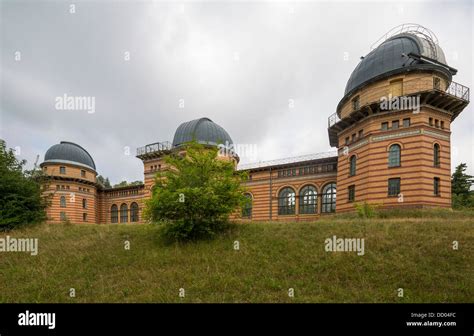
40;24;470;223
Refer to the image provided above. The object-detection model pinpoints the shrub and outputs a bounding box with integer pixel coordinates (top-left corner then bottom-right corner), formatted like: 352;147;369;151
354;202;378;218
144;142;247;241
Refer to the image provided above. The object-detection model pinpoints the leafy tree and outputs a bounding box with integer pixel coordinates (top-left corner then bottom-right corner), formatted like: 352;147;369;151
113;181;129;188
0;140;48;230
451;163;474;208
97;175;112;189
144;142;247;241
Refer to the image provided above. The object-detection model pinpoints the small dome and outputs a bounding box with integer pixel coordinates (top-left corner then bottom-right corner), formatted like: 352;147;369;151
344;29;453;97
43;141;96;171
172;117;234;148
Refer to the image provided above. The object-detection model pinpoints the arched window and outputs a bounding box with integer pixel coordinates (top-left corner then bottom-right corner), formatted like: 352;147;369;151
388;144;401;167
299;185;317;214
111;204;118;223
349;155;357;176
130;202;139;222
120;203;128;223
60;196;66;208
278;187;296;215
434;144;440;167
321;183;337;213
242;193;252;218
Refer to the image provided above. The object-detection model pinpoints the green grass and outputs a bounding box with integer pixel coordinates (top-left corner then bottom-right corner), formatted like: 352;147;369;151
0;209;473;303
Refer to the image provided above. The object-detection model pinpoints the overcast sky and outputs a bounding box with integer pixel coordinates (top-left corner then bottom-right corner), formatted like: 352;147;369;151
1;0;472;184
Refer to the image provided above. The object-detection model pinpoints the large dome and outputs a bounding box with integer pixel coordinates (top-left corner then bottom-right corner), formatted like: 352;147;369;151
344;26;455;98
42;141;96;171
172;117;234;148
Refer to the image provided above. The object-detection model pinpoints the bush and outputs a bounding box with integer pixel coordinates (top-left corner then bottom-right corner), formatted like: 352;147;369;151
354;202;378;218
144;142;247;241
0;140;48;231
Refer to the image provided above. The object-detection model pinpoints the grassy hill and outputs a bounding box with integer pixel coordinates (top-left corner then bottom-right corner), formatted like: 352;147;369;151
0;209;473;303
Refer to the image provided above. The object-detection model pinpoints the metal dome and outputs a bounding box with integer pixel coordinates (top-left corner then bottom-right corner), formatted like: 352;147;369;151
172;117;234;148
344;24;455;97
42;141;96;171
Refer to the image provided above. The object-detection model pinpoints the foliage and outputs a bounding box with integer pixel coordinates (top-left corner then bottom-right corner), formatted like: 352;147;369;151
354;202;379;218
451;163;474;208
144;142;247;241
113;180;143;188
97;175;112;189
0;140;48;230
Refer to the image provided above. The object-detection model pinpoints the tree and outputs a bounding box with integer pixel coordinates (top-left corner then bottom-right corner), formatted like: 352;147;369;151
451;163;474;208
97;175;112;189
144;142;247;241
0;140;48;230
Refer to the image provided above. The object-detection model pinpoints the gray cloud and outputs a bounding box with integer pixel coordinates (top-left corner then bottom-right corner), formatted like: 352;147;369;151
1;0;472;184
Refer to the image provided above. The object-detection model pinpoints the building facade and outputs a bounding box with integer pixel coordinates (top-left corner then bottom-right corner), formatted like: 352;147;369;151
40;25;469;224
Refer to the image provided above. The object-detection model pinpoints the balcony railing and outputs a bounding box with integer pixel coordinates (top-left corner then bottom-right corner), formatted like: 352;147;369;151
136;141;172;156
328;112;341;128
443;80;470;101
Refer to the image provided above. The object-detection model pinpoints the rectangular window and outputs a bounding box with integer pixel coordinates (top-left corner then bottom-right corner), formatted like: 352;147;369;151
358;130;363;138
433;77;441;90
82;198;87;209
440;121;445;129
403;118;411;127
56;185;60;190
60;212;66;221
299;168;303;175
345;137;350;145
392;120;399;130
292;169;296;176
381;122;389;131
434;177;440;196
388;178;401;197
429;117;433;126
435;119;439;128
304;167;309;174
389;79;403;97
348;185;355;202
352;95;360;111
81;170;86;177
60;166;66;174
83;213;87;222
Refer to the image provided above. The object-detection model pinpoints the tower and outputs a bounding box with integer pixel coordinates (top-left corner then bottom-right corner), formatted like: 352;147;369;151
328;24;470;212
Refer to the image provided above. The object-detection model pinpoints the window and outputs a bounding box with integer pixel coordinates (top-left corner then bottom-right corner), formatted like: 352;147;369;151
345;137;349;145
120;203;128;223
130;202;139;222
111;204;118;223
60;212;66;221
388;178;401;197
83;213;87;222
440;121;445;129
352;95;360;111
351;134;356;142
348;185;355;202
60;196;66;208
381;122;389;131
81;170;86;177
82;198;87;209
435;119;439;128
299;185;317;214
60;166;66;174
242;194;253;218
389;79;403;97
434;177;440;196
392;120;399;129
358;129;363;138
388;144;401;168
433;144;440;167
278;187;296;215
56;185;60;190
403;118;410;127
349;155;356;176
429;117;433;126
321;183;337;213
434;77;441;90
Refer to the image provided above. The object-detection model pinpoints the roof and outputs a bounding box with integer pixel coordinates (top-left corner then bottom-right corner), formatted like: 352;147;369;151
172;117;234;148
343;28;455;99
42;141;96;171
